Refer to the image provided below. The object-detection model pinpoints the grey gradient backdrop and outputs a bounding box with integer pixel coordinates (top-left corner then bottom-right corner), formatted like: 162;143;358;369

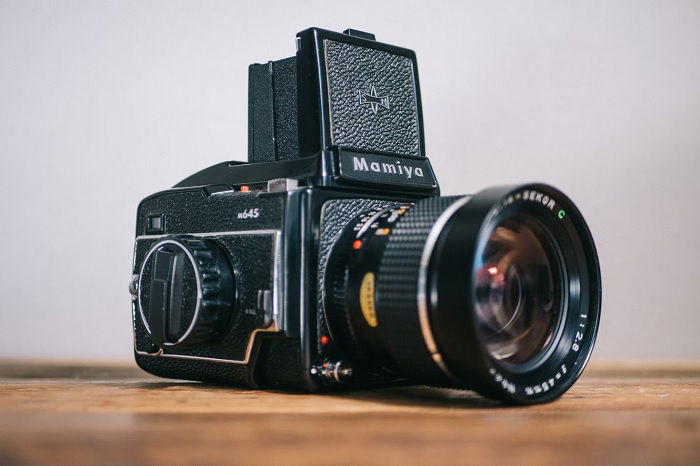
1;0;698;360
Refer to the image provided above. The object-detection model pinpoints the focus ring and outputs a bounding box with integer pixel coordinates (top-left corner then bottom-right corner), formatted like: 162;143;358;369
374;196;465;384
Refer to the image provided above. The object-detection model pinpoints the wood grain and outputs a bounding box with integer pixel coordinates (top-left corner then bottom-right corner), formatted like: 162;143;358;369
0;360;698;465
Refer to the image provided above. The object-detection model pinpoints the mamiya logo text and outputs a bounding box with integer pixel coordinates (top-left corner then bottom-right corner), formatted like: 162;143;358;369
352;156;424;179
358;85;390;115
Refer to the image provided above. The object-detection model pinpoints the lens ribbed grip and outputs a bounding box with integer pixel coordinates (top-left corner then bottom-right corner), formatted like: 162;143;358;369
375;196;465;384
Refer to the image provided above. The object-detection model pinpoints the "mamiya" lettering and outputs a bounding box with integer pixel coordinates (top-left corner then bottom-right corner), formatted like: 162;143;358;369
352;156;424;179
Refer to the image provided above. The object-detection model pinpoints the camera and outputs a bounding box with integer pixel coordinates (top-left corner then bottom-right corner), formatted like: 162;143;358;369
129;27;601;404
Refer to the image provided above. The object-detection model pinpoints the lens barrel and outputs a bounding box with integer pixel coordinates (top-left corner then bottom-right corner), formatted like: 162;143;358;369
325;184;601;404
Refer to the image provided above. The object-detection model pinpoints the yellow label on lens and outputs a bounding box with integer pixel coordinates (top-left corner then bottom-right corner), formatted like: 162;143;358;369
359;272;378;327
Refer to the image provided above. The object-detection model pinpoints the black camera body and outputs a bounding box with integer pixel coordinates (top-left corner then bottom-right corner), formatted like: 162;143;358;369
131;28;601;403
132;28;437;390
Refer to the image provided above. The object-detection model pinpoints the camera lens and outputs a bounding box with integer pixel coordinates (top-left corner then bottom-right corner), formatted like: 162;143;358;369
474;215;564;369
325;184;600;404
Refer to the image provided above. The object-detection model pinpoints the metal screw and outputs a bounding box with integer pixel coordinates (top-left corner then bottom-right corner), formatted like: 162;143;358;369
317;361;352;383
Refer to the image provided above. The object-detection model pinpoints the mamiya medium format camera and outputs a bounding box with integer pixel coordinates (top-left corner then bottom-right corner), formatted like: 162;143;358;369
130;27;601;404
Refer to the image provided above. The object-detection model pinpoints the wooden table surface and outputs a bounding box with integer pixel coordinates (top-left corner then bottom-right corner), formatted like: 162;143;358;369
0;360;698;465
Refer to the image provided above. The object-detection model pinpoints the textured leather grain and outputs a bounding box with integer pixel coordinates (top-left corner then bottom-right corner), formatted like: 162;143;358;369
136;190;284;236
324;40;421;157
135;352;253;386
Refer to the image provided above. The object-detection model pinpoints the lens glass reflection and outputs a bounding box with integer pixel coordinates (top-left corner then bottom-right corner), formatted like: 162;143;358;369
475;215;564;367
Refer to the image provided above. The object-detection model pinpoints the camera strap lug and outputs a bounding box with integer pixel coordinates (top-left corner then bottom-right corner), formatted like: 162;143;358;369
128;274;139;302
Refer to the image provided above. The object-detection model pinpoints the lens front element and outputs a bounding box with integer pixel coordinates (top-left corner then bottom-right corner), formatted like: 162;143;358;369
475;216;564;369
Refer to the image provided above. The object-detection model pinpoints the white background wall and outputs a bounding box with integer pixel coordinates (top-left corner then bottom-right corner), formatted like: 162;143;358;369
1;0;698;360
